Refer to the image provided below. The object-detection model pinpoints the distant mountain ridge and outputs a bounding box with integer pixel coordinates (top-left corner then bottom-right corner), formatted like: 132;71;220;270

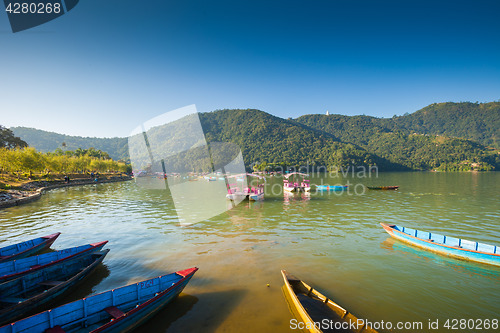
10;127;129;161
296;102;500;149
10;101;500;171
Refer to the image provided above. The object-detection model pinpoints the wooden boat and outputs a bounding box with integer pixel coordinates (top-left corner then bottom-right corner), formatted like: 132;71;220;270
0;241;108;283
0;233;60;263
0;267;198;333
281;270;377;333
315;185;348;191
284;172;310;192
367;186;399;190
381;223;500;266
226;173;266;201
0;249;109;325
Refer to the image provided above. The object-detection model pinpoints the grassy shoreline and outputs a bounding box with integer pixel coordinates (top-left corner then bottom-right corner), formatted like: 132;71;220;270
0;173;132;209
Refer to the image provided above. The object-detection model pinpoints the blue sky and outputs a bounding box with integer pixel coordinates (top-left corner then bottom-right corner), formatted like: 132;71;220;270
1;0;499;137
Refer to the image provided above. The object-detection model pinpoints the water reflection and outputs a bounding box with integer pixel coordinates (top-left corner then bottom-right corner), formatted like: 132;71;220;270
381;238;500;280
135;293;199;333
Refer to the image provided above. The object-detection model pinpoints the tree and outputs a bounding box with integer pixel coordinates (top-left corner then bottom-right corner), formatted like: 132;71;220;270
0;126;28;149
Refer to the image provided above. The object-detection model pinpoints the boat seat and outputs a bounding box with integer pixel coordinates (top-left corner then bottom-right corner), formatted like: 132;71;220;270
0;296;26;303
105;306;125;319
39;281;65;287
45;326;66;333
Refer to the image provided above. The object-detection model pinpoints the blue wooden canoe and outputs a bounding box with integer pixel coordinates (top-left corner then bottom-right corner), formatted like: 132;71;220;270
0;249;109;325
315;185;348;191
381;223;500;266
0;241;108;283
0;267;198;333
0;233;61;263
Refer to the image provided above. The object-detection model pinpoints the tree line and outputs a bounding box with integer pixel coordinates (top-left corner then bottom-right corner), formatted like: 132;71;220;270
0;147;130;176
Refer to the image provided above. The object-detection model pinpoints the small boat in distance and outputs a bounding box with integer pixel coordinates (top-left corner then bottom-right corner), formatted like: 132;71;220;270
226;173;266;201
0;241;108;283
315;185;348;191
380;223;500;266
367;186;399;190
0;233;60;263
0;250;109;325
281;270;378;333
0;267;198;333
283;172;310;192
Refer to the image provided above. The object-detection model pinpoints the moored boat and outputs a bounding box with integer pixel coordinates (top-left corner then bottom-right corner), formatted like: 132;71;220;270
380;223;500;266
0;241;108;283
283;172;310;192
0;267;198;333
226;173;266;201
0;233;61;263
0;250;109;325
281;270;378;333
367;186;399;190
315;185;348;191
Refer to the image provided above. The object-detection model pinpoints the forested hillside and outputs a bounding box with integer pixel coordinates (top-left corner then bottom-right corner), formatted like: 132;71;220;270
199;109;398;170
10;102;500;171
390;102;500;148
11;127;128;161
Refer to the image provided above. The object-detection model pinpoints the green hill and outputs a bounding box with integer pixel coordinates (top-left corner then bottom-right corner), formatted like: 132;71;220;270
389;102;500;148
296;102;500;171
9;102;500;171
10;127;129;161
199;109;398;170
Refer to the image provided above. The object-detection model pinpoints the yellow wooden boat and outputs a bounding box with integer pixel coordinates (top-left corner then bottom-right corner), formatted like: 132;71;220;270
281;270;378;333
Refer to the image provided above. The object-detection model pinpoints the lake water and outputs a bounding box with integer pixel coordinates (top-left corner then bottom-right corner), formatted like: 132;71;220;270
0;172;499;332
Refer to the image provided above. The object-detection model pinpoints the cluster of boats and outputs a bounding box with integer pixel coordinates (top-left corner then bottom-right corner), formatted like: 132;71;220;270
0;233;197;333
224;172;399;202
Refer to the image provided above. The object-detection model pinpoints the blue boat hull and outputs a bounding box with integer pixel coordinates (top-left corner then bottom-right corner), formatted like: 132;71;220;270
381;223;500;266
0;241;107;283
0;267;198;333
315;185;347;191
0;250;109;325
0;233;60;263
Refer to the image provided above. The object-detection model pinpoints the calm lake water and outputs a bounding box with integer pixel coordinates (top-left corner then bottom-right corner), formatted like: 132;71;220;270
0;172;499;332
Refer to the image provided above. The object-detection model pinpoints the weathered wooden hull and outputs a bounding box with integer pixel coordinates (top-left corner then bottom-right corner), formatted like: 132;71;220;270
0;250;109;325
0;233;60;263
281;270;377;333
380;223;500;266
0;241;108;283
0;267;198;333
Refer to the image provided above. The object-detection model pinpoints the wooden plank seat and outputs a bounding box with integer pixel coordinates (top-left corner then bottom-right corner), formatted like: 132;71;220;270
105;306;125;319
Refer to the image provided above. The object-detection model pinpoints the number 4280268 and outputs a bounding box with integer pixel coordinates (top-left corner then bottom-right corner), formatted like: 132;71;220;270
5;2;62;14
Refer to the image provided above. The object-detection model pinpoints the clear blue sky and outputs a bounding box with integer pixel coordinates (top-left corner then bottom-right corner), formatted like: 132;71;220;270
1;0;499;137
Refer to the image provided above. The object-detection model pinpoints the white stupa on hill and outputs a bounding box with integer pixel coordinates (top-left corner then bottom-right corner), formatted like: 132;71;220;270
326;110;330;116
